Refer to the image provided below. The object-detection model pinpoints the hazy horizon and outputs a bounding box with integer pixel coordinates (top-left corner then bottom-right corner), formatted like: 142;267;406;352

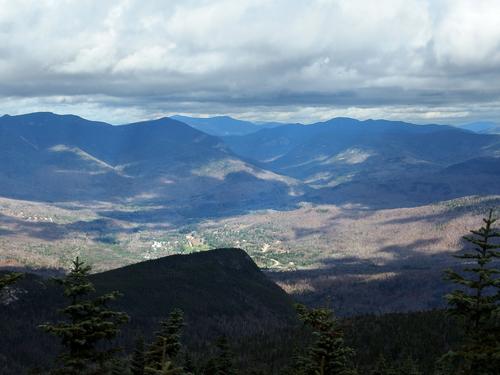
1;110;498;128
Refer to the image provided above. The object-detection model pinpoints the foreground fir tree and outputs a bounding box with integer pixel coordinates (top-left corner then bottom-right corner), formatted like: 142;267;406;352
131;336;146;375
145;360;184;375
110;358;129;375
182;352;196;375
145;309;185;374
292;304;357;375
203;336;237;375
441;209;500;374
370;354;397;375
40;257;129;375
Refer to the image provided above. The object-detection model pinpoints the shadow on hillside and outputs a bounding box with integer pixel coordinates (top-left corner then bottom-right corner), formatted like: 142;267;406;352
266;239;460;316
95;171;304;224
380;197;500;225
0;227;14;236
2;163;500;225
306;172;500;210
0;213;147;241
0;171;306;241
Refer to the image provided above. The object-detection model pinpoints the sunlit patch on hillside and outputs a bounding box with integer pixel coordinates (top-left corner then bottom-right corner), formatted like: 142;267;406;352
191;159;250;180
305;172;355;187
49;144;116;171
276;279;316;294
191;158;295;183
325;148;374;165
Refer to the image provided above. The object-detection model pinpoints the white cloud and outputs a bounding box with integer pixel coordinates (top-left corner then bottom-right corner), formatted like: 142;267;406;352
0;0;499;123
433;0;500;68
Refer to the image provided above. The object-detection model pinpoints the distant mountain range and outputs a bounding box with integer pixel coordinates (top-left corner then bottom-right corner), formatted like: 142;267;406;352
455;121;500;134
224;117;500;207
1;112;499;212
1;111;499;329
0;112;301;216
170;115;285;136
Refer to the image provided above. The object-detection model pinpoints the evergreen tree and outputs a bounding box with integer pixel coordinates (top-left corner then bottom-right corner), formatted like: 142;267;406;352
292;304;357;375
145;360;184;375
395;356;421;375
203;359;218;375
0;272;22;292
183;352;195;375
370;354;397;375
0;272;23;303
441;209;500;374
145;309;185;373
110;358;129;375
0;272;22;306
131;336;146;375
203;336;237;375
40;257;129;375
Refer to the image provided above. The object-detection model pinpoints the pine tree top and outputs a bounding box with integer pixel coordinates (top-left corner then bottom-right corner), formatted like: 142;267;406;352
442;209;500;374
40;257;129;373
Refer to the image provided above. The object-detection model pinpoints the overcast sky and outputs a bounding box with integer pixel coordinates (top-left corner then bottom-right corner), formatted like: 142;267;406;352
1;0;500;124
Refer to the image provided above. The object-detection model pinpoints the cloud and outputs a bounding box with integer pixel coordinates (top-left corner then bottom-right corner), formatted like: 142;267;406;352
0;0;499;124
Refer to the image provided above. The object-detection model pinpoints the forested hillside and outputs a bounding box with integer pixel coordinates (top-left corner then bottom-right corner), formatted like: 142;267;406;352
0;210;498;374
0;113;499;374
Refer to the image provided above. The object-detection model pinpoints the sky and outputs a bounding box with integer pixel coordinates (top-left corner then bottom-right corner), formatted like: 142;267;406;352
1;0;500;125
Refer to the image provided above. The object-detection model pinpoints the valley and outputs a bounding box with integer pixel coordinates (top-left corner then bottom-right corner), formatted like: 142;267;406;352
1;112;499;316
1;193;498;314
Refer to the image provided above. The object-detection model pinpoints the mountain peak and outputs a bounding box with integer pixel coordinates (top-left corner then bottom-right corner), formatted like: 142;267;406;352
171;114;261;136
0;111;112;128
323;117;360;125
458;121;500;134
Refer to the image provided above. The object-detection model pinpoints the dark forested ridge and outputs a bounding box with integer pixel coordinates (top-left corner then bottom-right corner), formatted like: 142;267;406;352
0;249;298;373
1;231;497;374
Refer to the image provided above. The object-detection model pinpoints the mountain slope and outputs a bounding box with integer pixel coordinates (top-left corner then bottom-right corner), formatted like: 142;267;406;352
3;112;499;211
171;115;282;136
225;117;498;170
91;248;295;319
224;117;500;206
457;121;500;134
0;112;302;215
0;248;297;374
